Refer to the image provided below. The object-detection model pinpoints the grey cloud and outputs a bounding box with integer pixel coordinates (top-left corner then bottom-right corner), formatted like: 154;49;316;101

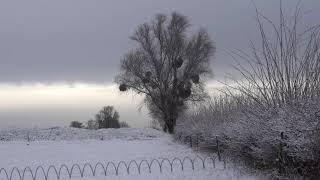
1;0;319;83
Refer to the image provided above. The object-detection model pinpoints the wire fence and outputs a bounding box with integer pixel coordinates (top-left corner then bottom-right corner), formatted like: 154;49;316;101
0;155;227;180
175;129;320;177
174;132;223;160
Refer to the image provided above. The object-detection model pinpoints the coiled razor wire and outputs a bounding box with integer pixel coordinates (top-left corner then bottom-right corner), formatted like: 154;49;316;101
0;155;226;180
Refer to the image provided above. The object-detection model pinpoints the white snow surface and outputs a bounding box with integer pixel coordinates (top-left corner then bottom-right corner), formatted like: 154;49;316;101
0;127;262;180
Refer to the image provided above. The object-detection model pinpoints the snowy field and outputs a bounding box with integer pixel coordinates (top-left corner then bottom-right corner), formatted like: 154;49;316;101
0;128;262;180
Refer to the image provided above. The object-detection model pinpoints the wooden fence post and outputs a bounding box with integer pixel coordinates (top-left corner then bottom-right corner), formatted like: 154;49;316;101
27;132;30;145
278;132;285;175
196;133;199;148
216;136;221;161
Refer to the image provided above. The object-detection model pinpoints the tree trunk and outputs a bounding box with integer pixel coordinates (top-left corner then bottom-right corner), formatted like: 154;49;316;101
163;113;177;134
164;118;176;134
163;125;168;132
167;123;175;134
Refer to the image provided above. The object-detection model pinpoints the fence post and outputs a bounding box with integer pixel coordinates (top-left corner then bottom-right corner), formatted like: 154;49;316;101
278;132;285;175
190;136;193;147
26;132;30;145
196;133;199;148
216;136;221;161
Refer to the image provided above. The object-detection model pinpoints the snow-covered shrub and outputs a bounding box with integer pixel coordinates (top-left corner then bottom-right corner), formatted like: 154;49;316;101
176;96;320;177
176;3;320;177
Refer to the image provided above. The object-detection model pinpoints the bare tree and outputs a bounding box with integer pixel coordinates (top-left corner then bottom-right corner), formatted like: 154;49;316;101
97;106;121;129
115;12;215;133
86;106;127;129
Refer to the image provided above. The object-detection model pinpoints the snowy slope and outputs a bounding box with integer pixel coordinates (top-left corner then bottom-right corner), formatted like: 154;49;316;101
0;127;164;141
0;128;262;180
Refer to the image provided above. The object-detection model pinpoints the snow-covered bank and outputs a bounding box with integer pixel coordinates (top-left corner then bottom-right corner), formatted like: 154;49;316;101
0;127;164;141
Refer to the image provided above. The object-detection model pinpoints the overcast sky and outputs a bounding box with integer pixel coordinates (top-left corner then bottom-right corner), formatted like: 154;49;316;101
0;0;319;128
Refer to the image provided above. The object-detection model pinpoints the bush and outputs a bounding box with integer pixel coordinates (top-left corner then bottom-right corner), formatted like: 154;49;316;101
176;2;320;178
86;119;98;130
70;121;84;128
177;96;320;177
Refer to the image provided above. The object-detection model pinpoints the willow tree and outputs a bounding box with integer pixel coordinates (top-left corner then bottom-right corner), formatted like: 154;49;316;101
115;12;215;133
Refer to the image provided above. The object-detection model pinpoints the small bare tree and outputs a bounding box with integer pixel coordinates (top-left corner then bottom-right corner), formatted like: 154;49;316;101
115;12;215;133
97;106;120;129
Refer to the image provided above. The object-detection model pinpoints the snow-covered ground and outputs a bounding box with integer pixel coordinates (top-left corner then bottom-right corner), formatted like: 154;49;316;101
0;127;262;180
